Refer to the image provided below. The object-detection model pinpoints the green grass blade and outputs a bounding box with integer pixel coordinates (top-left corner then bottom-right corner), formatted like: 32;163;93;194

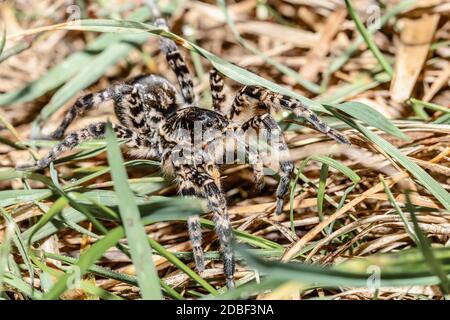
0;208;34;283
339;247;450;274
13;17;411;137
0;53;90;107
2;272;43;299
40;227;182;299
159;281;184;300
105;123;162;300
0;216;14;292
21;196;204;244
410;98;450;115
319;73;390;105
31;244;124;300
81;282;124;300
0;135;27;150
47;164;115;238
42;251;138;286
344;0;393;77
199;218;282;250
309;155;360;184
64;18;405;138
325;0;414;77
71;190;209;295
148;238;218;295
0;37;35;64
210;278;282;300
288;154;358;233
238;245;449;288
43;226;124;300
0;189;50;207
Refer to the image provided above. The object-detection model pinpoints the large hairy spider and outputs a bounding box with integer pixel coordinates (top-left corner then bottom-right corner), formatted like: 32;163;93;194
29;17;350;288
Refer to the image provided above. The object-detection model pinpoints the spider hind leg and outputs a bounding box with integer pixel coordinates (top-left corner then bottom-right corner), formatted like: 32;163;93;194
241;114;294;214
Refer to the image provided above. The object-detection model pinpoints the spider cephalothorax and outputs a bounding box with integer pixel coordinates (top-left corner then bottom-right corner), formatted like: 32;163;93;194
30;17;350;288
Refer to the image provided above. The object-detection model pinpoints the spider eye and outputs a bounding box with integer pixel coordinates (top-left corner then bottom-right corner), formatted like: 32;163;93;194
206;119;214;127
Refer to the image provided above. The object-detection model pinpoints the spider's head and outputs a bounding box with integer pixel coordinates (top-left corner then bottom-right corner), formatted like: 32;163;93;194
161;107;229;145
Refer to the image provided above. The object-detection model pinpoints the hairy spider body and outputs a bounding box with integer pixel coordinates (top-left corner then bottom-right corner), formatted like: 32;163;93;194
32;17;350;288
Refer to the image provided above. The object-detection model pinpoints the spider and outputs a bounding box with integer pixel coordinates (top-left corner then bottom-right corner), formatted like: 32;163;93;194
28;17;350;288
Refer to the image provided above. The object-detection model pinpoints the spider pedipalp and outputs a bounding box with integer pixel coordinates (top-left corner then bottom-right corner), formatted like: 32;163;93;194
34;16;350;289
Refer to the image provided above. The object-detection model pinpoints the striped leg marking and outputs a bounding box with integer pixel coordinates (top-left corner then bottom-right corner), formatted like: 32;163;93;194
173;163;235;288
230;86;351;145
187;215;205;273
209;68;226;114
205;182;235;288
37;122;146;169
177;174;206;273
51;89;112;140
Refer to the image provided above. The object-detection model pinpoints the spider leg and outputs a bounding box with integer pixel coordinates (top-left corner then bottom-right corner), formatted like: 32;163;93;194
230;86;351;145
51;85;134;140
53;74;182;142
37;122;148;168
228;133;265;191
209;68;226;114
155;18;195;105
243;142;265;191
174;166;205;273
51;89;111;140
171;156;235;288
241;114;294;214
187;214;205;273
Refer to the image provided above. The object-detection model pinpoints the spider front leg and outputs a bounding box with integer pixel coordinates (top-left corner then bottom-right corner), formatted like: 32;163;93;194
241;114;294;214
230;86;351;145
36;122;148;169
171;153;235;288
